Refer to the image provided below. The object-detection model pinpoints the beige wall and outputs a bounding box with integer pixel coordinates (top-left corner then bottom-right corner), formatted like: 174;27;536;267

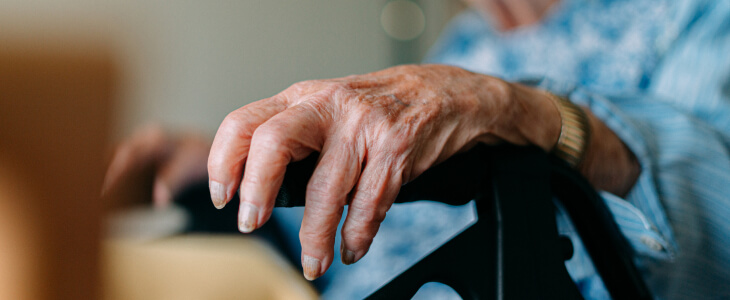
0;0;462;138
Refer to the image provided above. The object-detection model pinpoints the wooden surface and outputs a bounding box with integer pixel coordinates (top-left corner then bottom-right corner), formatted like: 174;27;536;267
0;44;115;300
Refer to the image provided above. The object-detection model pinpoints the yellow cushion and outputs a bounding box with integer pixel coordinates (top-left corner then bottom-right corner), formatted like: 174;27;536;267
103;235;318;300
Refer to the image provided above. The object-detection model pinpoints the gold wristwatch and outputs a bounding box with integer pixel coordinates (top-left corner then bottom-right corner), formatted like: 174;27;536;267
546;92;591;168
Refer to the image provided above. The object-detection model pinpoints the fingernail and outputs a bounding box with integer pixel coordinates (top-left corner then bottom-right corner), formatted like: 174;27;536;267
301;254;321;281
342;248;356;265
209;180;227;209
238;202;259;233
340;240;357;265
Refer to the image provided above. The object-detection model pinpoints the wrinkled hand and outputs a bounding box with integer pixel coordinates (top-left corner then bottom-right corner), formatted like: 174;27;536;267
103;125;210;208
208;64;562;280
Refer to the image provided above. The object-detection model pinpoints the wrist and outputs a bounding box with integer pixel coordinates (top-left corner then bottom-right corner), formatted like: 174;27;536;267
479;79;640;196
488;82;562;152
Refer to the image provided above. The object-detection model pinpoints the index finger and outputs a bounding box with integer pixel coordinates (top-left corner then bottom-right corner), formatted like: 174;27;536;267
207;96;288;209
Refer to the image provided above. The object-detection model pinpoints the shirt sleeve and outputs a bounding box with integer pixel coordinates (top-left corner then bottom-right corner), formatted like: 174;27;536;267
533;76;730;262
518;2;730;264
427;1;730;296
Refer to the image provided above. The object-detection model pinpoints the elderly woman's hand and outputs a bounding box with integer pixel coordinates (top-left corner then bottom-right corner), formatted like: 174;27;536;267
208;64;569;279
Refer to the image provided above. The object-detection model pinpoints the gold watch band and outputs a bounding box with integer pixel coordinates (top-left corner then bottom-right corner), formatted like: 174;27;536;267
546;92;591;168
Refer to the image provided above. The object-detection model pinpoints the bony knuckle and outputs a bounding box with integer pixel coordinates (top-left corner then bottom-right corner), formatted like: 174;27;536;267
328;81;350;93
220;111;240;130
350;203;387;225
344;220;374;237
243;171;263;186
307;181;346;206
290;79;322;94
306;82;344;105
251;124;286;151
222;110;256;135
299;228;331;244
300;95;329;112
344;231;373;249
290;80;309;90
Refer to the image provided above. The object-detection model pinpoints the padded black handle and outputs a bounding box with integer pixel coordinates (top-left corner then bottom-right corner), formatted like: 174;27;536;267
273;144;651;300
275;146;491;208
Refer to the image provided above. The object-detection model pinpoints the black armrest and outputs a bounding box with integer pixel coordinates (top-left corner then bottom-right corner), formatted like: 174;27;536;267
549;155;651;300
274;144;651;300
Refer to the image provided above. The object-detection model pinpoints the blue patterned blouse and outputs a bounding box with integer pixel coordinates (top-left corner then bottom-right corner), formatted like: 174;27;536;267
274;0;730;299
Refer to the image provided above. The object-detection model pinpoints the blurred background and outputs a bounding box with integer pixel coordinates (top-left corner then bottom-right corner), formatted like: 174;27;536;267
1;0;463;138
0;1;465;299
